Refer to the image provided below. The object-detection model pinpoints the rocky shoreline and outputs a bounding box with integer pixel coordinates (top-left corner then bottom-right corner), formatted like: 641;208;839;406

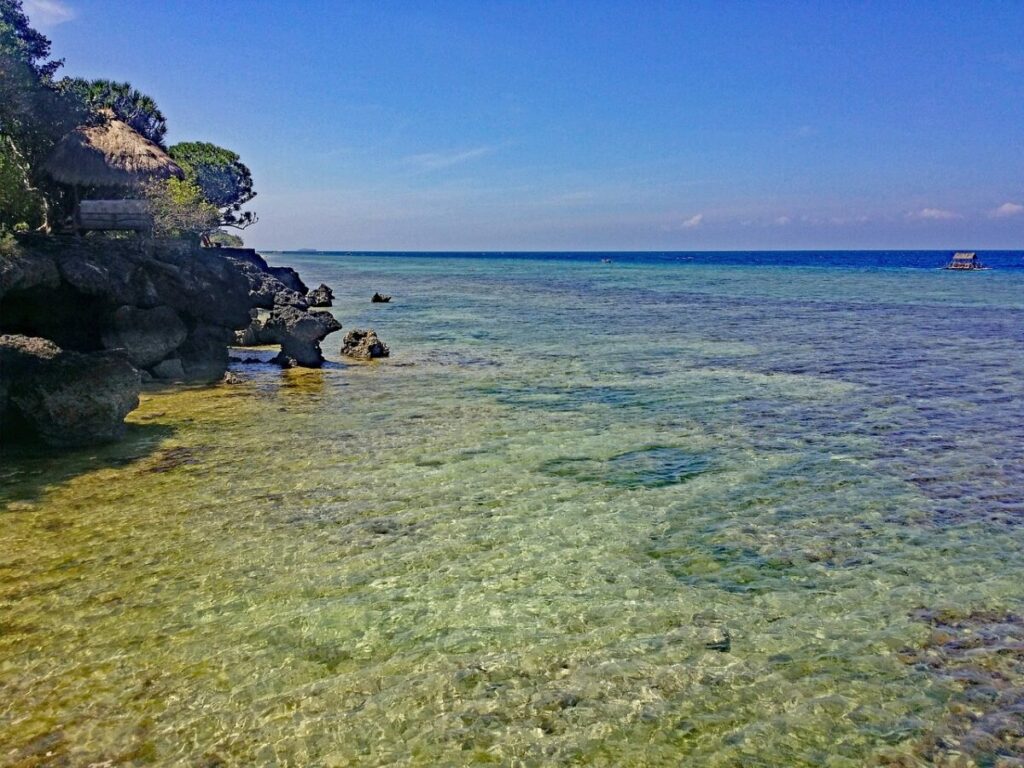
0;237;344;448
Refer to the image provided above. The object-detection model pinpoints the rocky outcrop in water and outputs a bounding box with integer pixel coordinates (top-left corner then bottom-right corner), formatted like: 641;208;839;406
1;236;253;387
218;247;308;297
371;292;391;303
0;237;335;447
232;304;343;368
263;305;343;367
307;283;334;307
224;251;341;368
100;305;188;368
340;328;390;360
0;333;140;446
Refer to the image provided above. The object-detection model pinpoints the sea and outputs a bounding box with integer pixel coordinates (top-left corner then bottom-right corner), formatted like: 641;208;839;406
1;250;1022;766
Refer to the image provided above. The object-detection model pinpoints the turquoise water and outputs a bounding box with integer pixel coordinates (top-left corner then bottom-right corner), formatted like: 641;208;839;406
1;253;1022;766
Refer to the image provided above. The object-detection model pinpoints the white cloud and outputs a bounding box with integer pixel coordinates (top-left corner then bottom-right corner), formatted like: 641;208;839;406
909;208;962;221
990;202;1024;218
775;215;791;225
23;0;75;26
402;146;493;171
680;213;703;229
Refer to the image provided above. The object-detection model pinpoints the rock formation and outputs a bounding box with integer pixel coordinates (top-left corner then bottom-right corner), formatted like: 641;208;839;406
340;329;390;360
1;236;253;386
1;334;140;447
223;250;341;368
0;237;339;447
307;283;334;307
218;247;308;296
371;292;391;303
263;306;342;367
100;305;188;368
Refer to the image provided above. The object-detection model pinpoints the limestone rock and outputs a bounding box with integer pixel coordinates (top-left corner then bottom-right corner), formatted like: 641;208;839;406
0;333;140;447
0;237;331;446
101;305;187;367
178;325;235;382
307;283;334;307
150;357;185;380
264;306;342;367
340;329;390;360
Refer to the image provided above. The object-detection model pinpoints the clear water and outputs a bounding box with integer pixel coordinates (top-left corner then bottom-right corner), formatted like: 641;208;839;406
2;251;1022;766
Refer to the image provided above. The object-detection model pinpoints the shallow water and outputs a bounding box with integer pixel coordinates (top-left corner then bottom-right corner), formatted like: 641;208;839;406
2;252;1023;766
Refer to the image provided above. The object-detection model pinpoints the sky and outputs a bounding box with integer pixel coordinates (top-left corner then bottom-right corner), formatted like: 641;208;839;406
29;0;1024;251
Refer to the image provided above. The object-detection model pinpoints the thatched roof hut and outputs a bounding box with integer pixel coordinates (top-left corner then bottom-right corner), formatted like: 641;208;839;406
41;114;184;188
945;251;986;270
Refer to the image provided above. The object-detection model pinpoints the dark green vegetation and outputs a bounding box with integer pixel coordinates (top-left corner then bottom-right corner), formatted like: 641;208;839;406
63;78;166;145
0;0;86;229
169;141;257;231
0;0;254;237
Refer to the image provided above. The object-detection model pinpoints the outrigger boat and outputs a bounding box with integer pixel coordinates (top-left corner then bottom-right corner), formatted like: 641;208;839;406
944;251;988;270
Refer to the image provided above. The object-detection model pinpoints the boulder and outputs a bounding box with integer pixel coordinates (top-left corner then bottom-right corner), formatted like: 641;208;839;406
226;256;308;310
0;236;334;447
233;310;262;347
178;324;235;382
307;283;334;307
340;329;390;360
54;239;253;330
150;357;185;380
0;333;140;447
101;305;187;367
263;306;342;367
371;292;391;303
0;244;60;300
218;247;309;297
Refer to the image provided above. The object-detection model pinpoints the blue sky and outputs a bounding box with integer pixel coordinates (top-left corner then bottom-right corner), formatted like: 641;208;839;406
30;0;1024;250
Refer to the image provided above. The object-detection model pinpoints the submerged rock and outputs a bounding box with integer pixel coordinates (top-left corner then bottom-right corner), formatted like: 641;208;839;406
306;283;334;307
899;609;1024;764
340;328;390;360
371;292;391;303
0;333;140;447
264;306;342;367
540;447;710;488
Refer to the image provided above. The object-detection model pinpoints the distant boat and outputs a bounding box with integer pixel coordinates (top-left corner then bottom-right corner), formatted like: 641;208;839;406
944;251;988;270
601;258;612;263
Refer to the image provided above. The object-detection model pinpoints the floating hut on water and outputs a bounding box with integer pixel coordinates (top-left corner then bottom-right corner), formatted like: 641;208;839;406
41;112;184;232
944;251;987;270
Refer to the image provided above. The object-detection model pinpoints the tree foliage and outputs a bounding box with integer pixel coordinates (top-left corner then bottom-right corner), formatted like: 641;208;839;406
207;229;243;247
0;0;60;79
1;0;86;226
142;177;220;238
169;141;257;229
63;78;167;146
0;138;43;228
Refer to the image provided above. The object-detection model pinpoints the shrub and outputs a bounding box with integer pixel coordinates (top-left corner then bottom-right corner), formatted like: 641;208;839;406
142;177;219;239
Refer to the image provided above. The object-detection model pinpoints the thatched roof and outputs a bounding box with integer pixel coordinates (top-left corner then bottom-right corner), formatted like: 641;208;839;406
42;114;184;188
